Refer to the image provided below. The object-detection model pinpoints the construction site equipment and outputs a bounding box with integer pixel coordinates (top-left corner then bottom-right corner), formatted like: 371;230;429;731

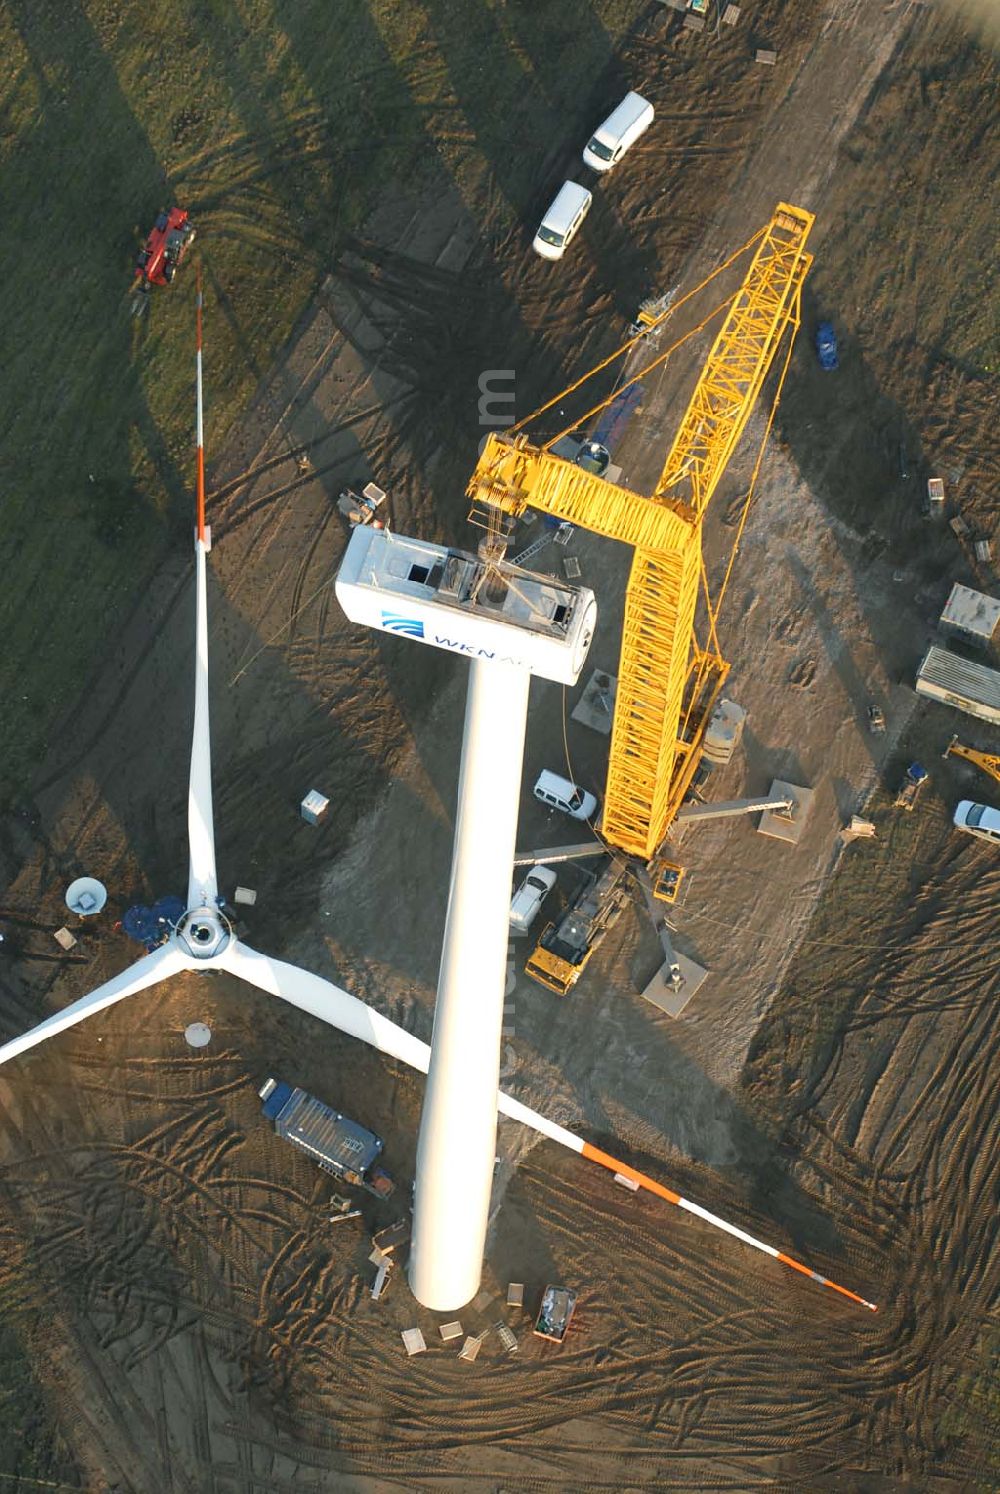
944;737;1000;788
894;763;929;811
939;583;1000;647
513;841;604;866
916;646;1000;725
525;857;632;995
132;207;195;309
467;203;814;866
815;321;839;370
496;1323;519;1354
534;1285;577;1343
867;705;886;734
259;1078;395;1197
637;868;683;991
300;790;329;824
506;1282;524;1308
649;858;685;904
674;792;794;825
701;697;747;766
65;877;107;916
372;1218;411;1255
337;482;386;527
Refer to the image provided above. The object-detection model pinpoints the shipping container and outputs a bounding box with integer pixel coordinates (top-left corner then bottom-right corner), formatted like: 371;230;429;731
915;645;1000;725
259;1078;394;1196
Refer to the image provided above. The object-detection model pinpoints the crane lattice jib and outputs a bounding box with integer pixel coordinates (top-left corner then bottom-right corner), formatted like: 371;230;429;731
467;203;814;861
654;204;814;517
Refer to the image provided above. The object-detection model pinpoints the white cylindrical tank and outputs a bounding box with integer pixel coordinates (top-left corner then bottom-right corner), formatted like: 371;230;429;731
408;658;531;1311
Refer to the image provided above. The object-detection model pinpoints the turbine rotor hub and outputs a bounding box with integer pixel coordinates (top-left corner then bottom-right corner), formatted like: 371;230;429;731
176;905;231;961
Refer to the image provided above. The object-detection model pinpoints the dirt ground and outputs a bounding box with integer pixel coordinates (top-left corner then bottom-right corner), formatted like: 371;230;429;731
1;1;999;1488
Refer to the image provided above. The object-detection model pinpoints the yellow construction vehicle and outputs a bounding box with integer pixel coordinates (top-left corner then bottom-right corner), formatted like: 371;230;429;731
524;858;632;996
471;204;814;892
944;736;1000;787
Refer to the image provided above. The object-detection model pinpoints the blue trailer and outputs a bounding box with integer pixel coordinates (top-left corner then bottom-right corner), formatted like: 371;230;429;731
259;1078;395;1197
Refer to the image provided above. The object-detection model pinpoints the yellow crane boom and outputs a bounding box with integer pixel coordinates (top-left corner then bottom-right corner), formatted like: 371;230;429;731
468;203;814;861
945;737;1000;787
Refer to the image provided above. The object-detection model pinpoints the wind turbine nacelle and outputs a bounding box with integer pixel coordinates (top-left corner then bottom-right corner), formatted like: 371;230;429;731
336;527;597;687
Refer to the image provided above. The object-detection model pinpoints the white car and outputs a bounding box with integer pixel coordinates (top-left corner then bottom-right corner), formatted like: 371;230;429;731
533;769;598;822
582;91;654;173
509;866;558;935
533;181;592;261
953;799;1000;844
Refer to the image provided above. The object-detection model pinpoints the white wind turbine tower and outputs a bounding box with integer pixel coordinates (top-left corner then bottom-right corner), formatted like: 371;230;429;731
0;285;877;1319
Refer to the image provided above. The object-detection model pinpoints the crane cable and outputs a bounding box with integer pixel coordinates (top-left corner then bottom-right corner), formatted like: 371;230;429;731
513;223;768;437
709;283;801;634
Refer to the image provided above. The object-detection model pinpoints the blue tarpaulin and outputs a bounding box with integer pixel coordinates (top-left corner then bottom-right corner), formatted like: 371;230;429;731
591;382;642;453
122;895;185;950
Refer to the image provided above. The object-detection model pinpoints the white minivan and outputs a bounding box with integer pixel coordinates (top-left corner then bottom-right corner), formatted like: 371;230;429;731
533;769;598;822
582;91;653;173
509;865;558;935
533;181;592;261
953;799;1000;843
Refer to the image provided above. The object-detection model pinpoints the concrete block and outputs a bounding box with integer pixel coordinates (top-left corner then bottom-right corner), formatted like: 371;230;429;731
458;1335;481;1362
641;951;709;1018
53;927;77;952
439;1320;463;1341
757;780;815;844
756;48;777;63
233;886;257;906
506;1282;524;1308
401;1328;426;1355
614;1173;641;1191
571;669;618;735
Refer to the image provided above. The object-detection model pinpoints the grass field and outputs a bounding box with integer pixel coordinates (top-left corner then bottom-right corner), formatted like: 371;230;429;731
0;0;646;805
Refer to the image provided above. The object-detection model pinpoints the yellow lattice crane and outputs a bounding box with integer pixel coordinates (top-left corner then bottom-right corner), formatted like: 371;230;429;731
468;202;814;866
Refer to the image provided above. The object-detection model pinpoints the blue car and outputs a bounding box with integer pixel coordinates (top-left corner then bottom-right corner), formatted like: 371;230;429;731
816;321;839;371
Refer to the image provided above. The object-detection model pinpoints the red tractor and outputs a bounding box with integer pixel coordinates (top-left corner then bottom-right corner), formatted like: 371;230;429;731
132;207;195;310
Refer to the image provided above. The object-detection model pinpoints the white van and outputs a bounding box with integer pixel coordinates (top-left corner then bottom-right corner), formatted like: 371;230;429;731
509;865;558;934
582;91;654;173
953;799;1000;844
533;769;598;822
533;181;592;261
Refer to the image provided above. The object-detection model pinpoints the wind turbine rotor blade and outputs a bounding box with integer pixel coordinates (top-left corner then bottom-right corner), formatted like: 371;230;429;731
187;273;218;910
0;942;188;1068
221;942;876;1312
218;942;433;1074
